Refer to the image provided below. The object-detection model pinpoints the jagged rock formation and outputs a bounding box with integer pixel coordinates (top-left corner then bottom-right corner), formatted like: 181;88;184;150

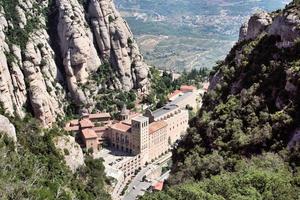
239;4;300;48
53;135;85;172
239;11;272;41
0;0;150;127
0;114;16;142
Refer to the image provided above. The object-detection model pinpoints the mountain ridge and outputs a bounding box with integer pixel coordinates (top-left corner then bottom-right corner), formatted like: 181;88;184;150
0;0;150;127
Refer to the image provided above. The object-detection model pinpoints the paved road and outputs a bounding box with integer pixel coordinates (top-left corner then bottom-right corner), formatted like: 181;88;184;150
122;153;172;200
122;164;154;200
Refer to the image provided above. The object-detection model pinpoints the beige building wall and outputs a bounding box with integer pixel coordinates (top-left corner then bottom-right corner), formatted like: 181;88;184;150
110;129;133;154
131;116;150;165
165;109;189;145
149;126;168;161
154;108;189;145
117;155;142;177
85;138;99;152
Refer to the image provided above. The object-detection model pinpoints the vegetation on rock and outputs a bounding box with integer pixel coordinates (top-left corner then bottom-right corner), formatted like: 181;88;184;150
0;113;111;200
144;67;208;109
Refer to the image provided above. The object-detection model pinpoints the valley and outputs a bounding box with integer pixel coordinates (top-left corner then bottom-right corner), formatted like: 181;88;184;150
116;0;290;71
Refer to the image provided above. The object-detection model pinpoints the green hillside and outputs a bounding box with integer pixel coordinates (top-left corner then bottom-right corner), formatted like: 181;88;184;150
141;1;300;199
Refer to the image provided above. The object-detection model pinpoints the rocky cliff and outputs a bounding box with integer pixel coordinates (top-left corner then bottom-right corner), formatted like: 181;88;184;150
0;0;150;127
239;4;300;47
53;135;85;172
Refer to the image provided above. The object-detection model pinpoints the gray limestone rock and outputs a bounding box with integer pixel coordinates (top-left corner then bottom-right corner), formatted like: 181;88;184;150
239;11;272;41
0;115;17;142
53;135;85;172
0;0;150;127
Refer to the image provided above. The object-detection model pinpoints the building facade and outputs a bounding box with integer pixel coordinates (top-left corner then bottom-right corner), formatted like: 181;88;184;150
145;104;189;145
109;116;168;166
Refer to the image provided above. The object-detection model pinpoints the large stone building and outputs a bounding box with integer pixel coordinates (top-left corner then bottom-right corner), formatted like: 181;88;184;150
144;104;189;145
64;85;202;179
109;114;168;165
64;112;113;152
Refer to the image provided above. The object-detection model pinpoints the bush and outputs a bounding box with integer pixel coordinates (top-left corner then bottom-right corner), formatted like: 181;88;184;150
64;148;70;155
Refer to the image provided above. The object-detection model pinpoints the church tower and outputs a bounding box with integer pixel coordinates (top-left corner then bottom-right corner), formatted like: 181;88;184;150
131;116;149;165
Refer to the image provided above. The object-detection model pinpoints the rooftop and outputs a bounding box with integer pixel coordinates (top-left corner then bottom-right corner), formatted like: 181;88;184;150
133;115;148;122
149;121;167;134
92;126;108;132
152;104;178;119
171;91;193;105
70;119;79;126
80;118;94;128
89;113;111;119
180;85;197;92
153;181;164;191
112;122;131;133
82;129;98;139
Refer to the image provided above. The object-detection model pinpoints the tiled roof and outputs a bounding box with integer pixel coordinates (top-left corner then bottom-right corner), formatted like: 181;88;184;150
180;85;196;92
89;113;111;119
80;119;94;128
112;122;131;133
129;112;141;119
153;181;164;191
82;129;98;139
149;121;167;134
92;126;108;131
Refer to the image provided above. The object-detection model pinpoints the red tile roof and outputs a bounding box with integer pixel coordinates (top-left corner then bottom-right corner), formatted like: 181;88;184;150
112;122;131;133
80;119;94;128
180;85;197;92
129;112;141;119
153;181;164;191
92;126;108;132
89;113;111;119
82;129;98;139
149;121;167;134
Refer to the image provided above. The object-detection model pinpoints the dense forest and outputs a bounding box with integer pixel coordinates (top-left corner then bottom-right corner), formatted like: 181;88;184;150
142;1;300;199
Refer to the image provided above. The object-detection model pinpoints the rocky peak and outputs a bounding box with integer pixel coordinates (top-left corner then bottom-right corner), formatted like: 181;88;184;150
239;2;300;48
239;11;273;41
0;0;150;127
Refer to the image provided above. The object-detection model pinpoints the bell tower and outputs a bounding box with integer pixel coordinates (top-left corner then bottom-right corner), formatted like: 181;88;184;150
131;116;149;165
